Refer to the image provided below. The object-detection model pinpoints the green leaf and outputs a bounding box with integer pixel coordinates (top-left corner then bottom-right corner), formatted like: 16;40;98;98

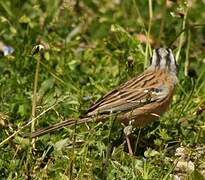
144;148;159;158
54;138;69;151
19;15;31;24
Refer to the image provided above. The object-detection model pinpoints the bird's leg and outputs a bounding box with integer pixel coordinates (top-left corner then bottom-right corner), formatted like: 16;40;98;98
134;127;142;155
123;120;135;156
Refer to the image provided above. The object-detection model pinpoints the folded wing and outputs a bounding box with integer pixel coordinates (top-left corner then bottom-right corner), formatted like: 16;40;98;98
86;77;169;116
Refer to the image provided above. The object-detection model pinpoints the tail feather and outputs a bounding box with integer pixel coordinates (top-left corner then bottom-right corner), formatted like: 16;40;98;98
31;117;90;138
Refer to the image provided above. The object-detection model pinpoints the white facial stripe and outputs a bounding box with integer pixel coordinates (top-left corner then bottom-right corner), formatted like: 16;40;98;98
168;49;176;73
151;50;157;67
160;55;166;68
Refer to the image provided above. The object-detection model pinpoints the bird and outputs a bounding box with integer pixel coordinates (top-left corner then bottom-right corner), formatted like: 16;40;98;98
31;48;177;139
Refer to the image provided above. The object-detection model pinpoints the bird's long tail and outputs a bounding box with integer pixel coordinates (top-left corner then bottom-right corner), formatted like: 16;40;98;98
30;117;90;138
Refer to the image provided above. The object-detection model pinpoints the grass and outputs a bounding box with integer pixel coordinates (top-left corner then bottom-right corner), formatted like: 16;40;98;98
0;0;205;179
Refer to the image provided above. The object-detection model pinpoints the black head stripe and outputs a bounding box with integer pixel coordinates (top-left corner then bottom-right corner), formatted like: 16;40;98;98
155;49;161;67
149;57;152;65
165;49;171;69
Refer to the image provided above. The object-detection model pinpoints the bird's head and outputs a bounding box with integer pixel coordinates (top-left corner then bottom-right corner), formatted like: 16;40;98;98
149;48;177;75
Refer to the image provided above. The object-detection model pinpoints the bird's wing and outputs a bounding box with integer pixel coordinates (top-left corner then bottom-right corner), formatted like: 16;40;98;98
86;74;169;116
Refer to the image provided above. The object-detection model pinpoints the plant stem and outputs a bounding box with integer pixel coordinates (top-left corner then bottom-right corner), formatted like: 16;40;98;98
175;5;189;62
185;29;190;76
31;54;41;145
145;0;153;69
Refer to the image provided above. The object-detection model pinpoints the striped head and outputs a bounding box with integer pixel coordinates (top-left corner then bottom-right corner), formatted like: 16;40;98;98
149;48;177;75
